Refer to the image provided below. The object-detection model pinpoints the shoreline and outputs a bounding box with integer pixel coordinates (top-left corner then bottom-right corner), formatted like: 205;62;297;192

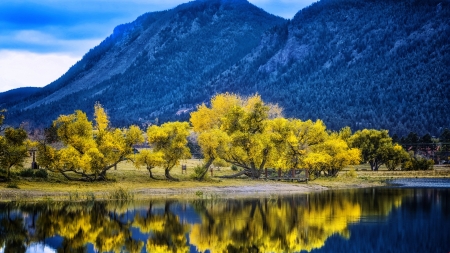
0;179;385;202
1;166;449;202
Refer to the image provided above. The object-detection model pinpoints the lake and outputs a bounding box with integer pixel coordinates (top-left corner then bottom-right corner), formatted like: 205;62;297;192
1;179;449;253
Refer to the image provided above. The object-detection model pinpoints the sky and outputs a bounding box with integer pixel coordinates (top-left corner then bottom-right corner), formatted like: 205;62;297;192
0;0;317;93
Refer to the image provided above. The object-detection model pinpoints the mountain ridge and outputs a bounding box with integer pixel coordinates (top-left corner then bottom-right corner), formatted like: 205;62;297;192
3;0;449;136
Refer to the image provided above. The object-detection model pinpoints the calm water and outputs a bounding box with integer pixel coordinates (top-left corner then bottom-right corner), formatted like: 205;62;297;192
1;183;449;253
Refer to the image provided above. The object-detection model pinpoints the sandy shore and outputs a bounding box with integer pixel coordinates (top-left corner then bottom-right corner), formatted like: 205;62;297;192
134;182;329;199
0;180;386;202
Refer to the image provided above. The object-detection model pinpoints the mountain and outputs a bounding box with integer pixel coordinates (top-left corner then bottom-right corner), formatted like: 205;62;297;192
4;0;450;136
0;87;41;106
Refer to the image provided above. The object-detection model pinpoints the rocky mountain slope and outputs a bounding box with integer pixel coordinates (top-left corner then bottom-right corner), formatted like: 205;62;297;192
3;0;449;136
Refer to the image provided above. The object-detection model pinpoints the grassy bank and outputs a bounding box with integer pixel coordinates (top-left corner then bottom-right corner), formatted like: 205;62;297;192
1;159;449;202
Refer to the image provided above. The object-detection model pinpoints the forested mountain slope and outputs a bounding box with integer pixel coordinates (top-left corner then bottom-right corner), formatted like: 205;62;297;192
210;0;450;135
4;0;450;136
0;87;40;105
4;0;284;126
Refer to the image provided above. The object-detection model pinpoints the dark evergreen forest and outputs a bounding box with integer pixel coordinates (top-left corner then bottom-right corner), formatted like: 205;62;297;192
2;0;449;136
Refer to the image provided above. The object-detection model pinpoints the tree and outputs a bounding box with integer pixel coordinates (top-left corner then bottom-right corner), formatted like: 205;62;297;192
405;131;419;144
298;129;360;178
440;128;450;142
191;93;276;179
440;128;450;152
0;109;5;131
420;133;432;143
194;128;230;180
133;149;164;180
147;122;191;181
269;118;328;173
0;111;30;180
37;104;144;181
348;129;395;171
384;144;410;170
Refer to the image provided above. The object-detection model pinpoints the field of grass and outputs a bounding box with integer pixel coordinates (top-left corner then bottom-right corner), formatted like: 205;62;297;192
1;158;449;202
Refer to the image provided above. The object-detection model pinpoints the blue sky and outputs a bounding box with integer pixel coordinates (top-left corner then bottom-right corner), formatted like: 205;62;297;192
0;0;316;92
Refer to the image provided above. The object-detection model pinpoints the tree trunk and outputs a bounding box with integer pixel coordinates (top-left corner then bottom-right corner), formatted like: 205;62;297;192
219;169;250;178
147;167;161;180
197;158;214;181
6;166;10;180
165;169;179;181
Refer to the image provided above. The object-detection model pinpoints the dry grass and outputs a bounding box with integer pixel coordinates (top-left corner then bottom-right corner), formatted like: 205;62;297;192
1;158;449;202
0;159;259;201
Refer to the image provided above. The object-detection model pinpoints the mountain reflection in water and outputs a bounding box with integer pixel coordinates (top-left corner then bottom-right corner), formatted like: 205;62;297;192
0;188;449;253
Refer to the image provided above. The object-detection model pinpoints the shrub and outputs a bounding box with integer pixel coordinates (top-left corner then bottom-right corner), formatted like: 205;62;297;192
6;182;19;189
231;165;239;171
346;168;357;178
19;169;35;178
190;165;209;180
401;157;434;171
35;169;48;179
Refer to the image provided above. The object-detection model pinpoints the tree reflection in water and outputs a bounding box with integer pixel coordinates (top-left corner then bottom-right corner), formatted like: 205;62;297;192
189;189;404;253
0;188;449;253
0;205;28;253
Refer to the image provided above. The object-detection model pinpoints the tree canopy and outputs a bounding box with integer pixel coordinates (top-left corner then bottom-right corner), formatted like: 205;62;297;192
37;103;143;181
146;121;191;181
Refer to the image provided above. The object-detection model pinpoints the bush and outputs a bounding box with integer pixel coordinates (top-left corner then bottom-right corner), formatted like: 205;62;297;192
346;168;357;178
19;169;48;178
19;169;35;178
35;169;48;179
231;165;239;171
191;165;209;180
401;157;434;171
6;182;19;189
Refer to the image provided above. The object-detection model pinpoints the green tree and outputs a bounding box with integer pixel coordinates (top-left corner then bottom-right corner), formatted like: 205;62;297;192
147;122;191;181
440;128;450;152
37;104;143;181
348;129;395;171
384;144;410;171
0;116;30;180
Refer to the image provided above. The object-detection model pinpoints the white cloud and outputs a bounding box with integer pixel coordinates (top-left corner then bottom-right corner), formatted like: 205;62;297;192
0;50;81;92
0;30;102;56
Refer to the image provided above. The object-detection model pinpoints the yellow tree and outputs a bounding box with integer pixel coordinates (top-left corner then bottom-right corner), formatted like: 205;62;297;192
305;134;361;177
191;93;276;179
194;129;230;180
269;118;328;173
146;122;191;181
0;110;31;180
37;104;144;181
133;149;164;180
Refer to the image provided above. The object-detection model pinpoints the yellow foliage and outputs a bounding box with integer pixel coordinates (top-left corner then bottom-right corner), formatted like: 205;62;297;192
94;102;109;132
189;194;366;253
146;122;191;175
37;104;144;180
